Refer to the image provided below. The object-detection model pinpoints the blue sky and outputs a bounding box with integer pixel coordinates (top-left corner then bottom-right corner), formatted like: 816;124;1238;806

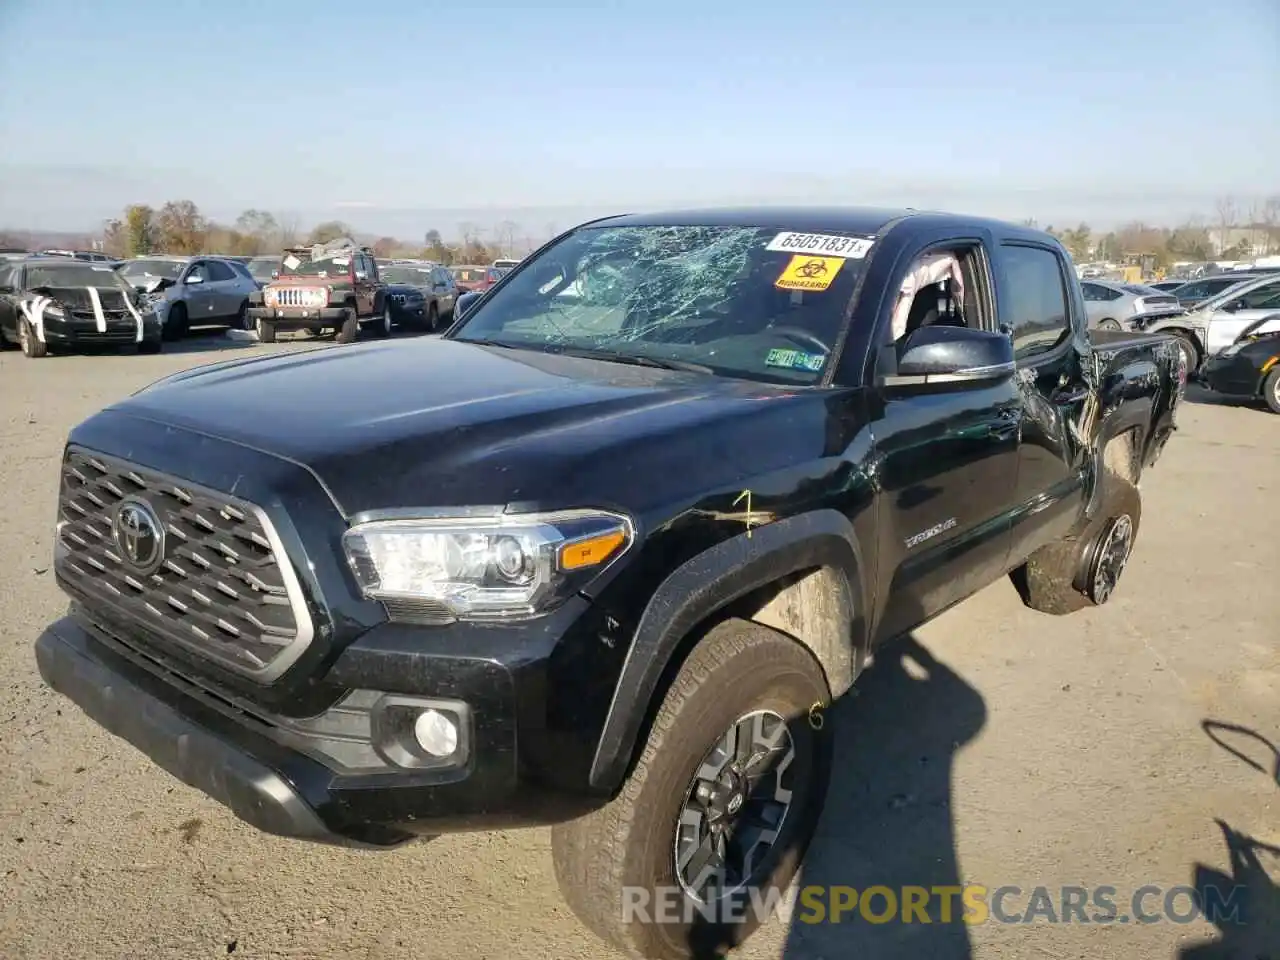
0;0;1276;239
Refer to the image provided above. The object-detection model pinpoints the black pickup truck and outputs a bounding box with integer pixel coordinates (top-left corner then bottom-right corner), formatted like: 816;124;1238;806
36;208;1184;959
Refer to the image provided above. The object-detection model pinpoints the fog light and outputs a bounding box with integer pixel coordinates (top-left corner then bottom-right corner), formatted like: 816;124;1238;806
413;708;459;757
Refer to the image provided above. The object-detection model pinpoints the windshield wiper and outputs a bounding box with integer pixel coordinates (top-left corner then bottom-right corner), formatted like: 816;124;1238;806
460;337;522;350
551;346;715;374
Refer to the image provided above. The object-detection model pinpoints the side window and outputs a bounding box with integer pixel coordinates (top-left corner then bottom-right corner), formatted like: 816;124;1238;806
186;261;209;283
887;247;982;344
1239;280;1280;310
206;261;234;282
1178;281;1206;299
1103;286;1123;301
1000;245;1071;361
0;264;12;290
1081;282;1103;301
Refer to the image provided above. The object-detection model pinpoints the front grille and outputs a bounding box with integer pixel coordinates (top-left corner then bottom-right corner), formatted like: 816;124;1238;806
56;447;313;682
271;288;324;307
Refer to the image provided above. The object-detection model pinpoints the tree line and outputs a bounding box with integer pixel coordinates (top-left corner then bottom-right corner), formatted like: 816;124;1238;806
6;195;1277;268
1028;194;1280;266
97;201;537;265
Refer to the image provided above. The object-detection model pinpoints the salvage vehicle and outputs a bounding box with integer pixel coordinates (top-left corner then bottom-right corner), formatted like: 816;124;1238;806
244;255;280;288
35;207;1184;960
0;257;161;357
245;237;389;343
450;263;503;295
1167;273;1259;310
1147;271;1280;373
117;256;259;340
1079;279;1185;331
381;263;457;332
1198;315;1280;413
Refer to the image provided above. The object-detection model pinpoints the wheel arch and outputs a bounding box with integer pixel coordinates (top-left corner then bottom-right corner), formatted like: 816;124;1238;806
588;509;868;793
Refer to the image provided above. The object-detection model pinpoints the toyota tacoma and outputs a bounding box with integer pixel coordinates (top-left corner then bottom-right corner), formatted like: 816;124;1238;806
36;207;1184;959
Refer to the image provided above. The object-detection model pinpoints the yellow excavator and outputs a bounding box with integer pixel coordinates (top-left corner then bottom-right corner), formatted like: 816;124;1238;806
1121;253;1159;284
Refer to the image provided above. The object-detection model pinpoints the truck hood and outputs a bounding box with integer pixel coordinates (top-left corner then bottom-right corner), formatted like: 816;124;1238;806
111;338;831;518
33;285;137;311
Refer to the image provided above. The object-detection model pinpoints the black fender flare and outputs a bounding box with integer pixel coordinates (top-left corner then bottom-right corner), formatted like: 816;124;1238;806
588;509;868;792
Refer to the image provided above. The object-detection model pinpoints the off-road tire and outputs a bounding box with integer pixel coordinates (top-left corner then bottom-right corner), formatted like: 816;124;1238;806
1011;469;1142;615
551;618;832;960
19;319;48;358
1169;330;1200;377
1263;369;1280;414
136;337;163;355
255;318;277;343
336;306;360;343
164;303;189;341
371;300;392;337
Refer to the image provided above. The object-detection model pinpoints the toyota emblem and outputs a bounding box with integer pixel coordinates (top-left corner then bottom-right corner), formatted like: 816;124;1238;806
112;497;165;574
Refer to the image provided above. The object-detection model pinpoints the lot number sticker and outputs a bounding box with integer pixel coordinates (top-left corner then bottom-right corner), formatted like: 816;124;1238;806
775;255;844;291
766;232;874;259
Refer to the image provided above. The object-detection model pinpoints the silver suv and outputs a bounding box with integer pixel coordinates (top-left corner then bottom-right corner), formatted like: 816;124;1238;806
116;256;259;339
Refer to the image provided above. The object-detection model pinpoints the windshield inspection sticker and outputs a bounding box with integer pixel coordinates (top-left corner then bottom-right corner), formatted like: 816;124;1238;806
765;348;825;373
766;232;874;259
775;254;844;291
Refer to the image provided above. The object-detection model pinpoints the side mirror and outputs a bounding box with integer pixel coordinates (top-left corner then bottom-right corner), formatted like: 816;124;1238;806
144;277;165;294
881;325;1015;389
185;273;204;285
355;271;368;281
1223;299;1245;312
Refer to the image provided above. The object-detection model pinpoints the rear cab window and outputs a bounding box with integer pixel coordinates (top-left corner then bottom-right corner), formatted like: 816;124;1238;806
999;244;1074;361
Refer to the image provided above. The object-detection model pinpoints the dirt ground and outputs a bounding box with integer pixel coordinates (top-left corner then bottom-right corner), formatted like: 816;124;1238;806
1;333;1276;960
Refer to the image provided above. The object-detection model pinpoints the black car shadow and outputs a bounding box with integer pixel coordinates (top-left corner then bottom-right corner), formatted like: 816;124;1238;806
1181;384;1266;411
778;634;986;959
1177;721;1279;959
681;631;985;960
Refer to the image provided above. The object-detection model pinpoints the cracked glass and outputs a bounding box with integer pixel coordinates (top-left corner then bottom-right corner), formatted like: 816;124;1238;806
450;224;867;384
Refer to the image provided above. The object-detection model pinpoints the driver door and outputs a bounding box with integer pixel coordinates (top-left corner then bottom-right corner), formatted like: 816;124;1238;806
867;238;1020;641
182;260;214;319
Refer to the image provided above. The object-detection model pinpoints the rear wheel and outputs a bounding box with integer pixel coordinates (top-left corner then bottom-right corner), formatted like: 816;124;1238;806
234;301;250;330
1097;318;1121;331
551;618;832;960
336;306;360;343
19;319;48;358
1263;369;1280;414
255;317;277;343
1011;469;1142;615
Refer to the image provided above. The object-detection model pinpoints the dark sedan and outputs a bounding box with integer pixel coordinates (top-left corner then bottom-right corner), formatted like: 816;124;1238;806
1199;315;1280;413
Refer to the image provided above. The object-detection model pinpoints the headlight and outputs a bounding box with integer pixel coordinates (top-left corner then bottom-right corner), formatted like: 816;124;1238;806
342;509;634;621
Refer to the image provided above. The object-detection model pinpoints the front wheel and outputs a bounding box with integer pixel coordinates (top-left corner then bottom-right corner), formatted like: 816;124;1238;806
163;303;189;341
1097;318;1121;331
426;302;440;333
336;307;360;343
551;618;832;960
19;319;48;358
1263;368;1280;414
255;317;277;343
371;300;392;337
1170;330;1200;377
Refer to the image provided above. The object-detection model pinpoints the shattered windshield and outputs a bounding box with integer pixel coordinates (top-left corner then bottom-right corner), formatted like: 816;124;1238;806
450;224;868;384
28;262;132;291
279;254;351;278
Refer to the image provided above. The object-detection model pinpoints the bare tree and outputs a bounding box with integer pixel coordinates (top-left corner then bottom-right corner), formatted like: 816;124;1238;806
1213;196;1238;256
1262;196;1280;254
277;213;300;249
494;220;519;258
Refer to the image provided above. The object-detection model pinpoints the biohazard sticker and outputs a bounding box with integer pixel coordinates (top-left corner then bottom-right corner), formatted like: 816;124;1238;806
775;255;844;291
766;232;874;259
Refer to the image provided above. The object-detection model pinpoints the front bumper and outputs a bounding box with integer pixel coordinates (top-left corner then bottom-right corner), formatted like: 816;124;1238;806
1201;349;1269;397
36;600;609;846
39;314;158;346
246;306;350;330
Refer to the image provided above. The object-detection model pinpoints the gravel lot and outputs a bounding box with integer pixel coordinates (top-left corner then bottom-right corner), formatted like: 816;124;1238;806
1;333;1276;960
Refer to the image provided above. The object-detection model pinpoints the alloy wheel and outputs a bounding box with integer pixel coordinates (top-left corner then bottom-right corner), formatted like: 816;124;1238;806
1091;514;1134;604
673;709;797;903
